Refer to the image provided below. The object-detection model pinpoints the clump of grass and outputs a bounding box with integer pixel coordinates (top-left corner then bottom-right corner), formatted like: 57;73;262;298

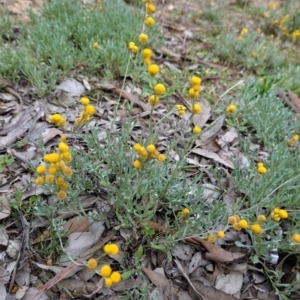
0;0;162;96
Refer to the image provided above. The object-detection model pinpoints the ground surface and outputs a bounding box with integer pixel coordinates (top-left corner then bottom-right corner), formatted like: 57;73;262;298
1;0;300;299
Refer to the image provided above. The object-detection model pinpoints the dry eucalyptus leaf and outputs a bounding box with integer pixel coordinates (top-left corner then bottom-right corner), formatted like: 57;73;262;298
0;196;11;220
172;242;194;260
198;239;245;263
59;220;105;266
216;127;238;148
142;267;170;291
200;116;224;143
55;78;85;96
34;262;65;275
0;284;6;300
191;148;234;169
215;271;243;296
63;216;89;235
15;286;29;299
189;252;203;274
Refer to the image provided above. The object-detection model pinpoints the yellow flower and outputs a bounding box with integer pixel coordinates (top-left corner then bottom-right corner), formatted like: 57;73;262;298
251;224;263;234
251;51;257;58
57;190;67;200
36;165;46;174
193;126;201;134
139;33;148;44
128;42;139;53
225;104;237;113
144;58;151;66
147;144;156;153
233;223;242;231
110;271;121;283
105;278;113;287
175;104;186;115
103;243;119;255
292;134;299;142
85;105;96;115
147;4;156;14
192;104;201;114
58;142;69;153
191;76;201;86
133;160;142;168
182;208;190;214
292;233;300;243
49;113;63;123
239;219;248;229
60;182;69;190
278;209;288;219
93;42;98;48
45;174;54;183
217;231;225;239
148;64;160;76
81;97;90;106
228;216;237;225
145;16;155;27
63;167;73;177
151;149;160;159
100;265;112;277
61;135;67;142
142;48;153;59
257;162;264;168
133;143;142;152
87;258;98;270
158;154;166;162
154;83;166;96
258;166;267;174
148;95;160;106
61;152;72;162
188;88;198;98
35;176;44;185
257;215;266;222
208;234;217;243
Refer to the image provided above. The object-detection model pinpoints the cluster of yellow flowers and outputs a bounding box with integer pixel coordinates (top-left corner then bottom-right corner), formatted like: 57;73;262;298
271;207;288;222
75;97;96;126
49;113;66;127
257;162;267;174
207;230;226;243
228;214;264;235
86;243;121;287
288;134;299;147
35;135;73;200
188;76;201;100
238;27;248;40
132;143;166;168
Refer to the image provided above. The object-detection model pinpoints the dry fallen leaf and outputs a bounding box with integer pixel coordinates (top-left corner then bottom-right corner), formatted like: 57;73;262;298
215;271;243;296
192;100;211;127
200;116;224;144
191;148;234;169
288;90;300;112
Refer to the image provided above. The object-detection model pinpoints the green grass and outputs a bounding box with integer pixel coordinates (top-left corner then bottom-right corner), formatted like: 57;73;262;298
0;0;161;96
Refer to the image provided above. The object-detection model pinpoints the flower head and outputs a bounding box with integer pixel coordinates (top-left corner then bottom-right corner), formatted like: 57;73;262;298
110;271;121;283
85;105;96;116
100;265;112;277
81;97;90;106
226;104;237;113
36;165;46;174
148;64;160;76
35;176;44;185
148;95;160;106
193;126;201;134
57;190;67;200
191;76;201;86
208;234;217;243
58;142;69;153
93;42;98;48
192;104;201;114
139;33;148;44
154;83;166;96
257;214;266;222
104;243;119;255
142;48;153;59
278;209;288;219
175;104;186;115
217;231;225;239
258;166;267;174
251;224;263;235
292;233;300;243
105;278;113;287
133;160;142;168
87;258;98;270
145;16;155;27
239;219;248;229
147;144;156;153
158;154;166;162
147;4;156;14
